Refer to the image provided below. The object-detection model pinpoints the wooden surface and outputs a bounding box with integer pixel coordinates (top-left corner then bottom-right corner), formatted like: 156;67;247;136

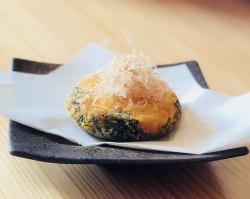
0;0;250;198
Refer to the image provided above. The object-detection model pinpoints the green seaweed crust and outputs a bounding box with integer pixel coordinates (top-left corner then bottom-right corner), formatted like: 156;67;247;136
66;88;181;141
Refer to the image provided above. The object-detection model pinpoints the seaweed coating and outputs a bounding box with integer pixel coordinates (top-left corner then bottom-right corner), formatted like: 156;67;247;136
66;87;181;141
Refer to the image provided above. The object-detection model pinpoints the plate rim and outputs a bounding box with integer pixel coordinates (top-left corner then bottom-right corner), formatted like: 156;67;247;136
8;58;249;164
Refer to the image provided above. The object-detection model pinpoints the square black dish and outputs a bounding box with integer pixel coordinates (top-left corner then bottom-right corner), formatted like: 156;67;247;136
8;59;249;164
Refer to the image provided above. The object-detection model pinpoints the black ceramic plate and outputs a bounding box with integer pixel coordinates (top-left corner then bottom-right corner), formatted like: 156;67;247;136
8;58;249;164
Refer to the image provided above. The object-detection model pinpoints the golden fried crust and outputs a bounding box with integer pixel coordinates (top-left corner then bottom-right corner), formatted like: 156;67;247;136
66;74;181;141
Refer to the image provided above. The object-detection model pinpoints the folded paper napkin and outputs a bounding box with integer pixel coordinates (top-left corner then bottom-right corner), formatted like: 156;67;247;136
0;43;250;154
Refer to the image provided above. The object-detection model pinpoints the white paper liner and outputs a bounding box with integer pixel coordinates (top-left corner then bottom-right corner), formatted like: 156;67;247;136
0;43;250;154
